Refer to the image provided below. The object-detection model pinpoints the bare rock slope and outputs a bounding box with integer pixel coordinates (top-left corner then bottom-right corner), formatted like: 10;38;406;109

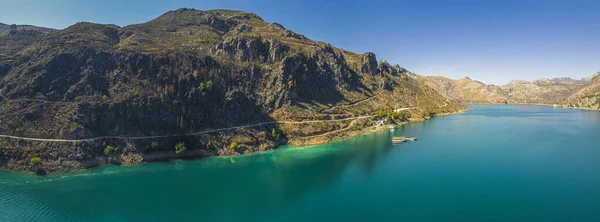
420;75;598;108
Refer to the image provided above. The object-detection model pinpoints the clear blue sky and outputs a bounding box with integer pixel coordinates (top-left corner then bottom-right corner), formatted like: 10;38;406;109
1;0;599;85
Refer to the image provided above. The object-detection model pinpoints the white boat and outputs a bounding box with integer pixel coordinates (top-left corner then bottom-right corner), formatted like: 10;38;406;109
389;124;396;130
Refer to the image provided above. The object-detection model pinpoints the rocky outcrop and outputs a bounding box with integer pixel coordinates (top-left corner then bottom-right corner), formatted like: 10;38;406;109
378;61;405;76
229;24;253;35
283;30;308;40
311;45;356;87
551;77;587;85
358;52;378;75
271;23;285;30
212;37;289;63
279;53;337;103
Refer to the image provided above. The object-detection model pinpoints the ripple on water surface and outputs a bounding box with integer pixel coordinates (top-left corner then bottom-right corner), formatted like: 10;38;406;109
1;105;600;222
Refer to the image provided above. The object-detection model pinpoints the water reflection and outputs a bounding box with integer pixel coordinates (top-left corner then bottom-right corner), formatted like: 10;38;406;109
2;105;600;221
0;131;396;221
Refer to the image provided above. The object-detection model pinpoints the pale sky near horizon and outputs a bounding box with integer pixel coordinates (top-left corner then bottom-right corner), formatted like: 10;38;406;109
1;0;599;85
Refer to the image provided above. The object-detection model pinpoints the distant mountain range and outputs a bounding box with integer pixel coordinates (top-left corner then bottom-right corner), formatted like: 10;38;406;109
420;73;600;109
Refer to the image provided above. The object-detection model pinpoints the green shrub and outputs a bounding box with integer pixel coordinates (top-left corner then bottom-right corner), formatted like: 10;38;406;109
271;128;280;141
206;80;214;89
30;157;42;165
205;140;214;149
151;142;159;149
229;142;238;150
385;113;393;124
175;142;187;154
375;110;385;118
376;109;409;123
8;24;16;34
397;111;409;122
104;146;116;155
198;80;214;91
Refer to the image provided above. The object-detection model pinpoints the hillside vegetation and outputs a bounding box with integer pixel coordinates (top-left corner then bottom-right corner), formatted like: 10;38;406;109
0;9;465;173
0;23;56;36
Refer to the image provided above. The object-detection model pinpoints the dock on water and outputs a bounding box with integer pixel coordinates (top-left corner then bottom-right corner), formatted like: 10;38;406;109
392;136;418;143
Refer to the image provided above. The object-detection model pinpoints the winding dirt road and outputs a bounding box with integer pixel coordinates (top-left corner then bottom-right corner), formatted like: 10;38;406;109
0;93;448;143
0;116;374;142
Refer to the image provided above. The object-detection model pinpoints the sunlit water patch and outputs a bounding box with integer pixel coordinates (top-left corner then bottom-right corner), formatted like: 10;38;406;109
1;105;599;221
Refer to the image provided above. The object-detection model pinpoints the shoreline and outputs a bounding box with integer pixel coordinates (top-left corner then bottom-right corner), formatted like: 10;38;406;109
463;102;599;111
0;108;468;175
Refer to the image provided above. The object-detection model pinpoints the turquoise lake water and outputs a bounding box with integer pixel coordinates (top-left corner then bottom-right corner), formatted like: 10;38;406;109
1;105;600;221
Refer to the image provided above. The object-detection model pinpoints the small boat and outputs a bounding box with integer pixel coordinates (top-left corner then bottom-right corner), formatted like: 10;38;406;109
392;136;417;143
389;124;396;130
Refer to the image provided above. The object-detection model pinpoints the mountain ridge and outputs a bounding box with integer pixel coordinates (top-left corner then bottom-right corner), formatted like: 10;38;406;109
420;73;600;109
0;8;465;173
0;23;57;36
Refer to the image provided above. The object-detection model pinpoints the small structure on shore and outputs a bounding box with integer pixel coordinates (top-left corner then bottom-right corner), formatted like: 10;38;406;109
392;136;417;143
375;118;386;127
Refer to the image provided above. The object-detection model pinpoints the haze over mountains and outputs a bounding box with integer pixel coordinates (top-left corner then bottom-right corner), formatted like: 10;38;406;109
420;73;600;109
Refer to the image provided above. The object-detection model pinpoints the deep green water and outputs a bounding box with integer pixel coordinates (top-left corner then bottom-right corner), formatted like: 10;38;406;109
1;105;600;221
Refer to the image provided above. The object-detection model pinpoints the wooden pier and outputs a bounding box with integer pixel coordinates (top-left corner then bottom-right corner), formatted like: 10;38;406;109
392;136;418;143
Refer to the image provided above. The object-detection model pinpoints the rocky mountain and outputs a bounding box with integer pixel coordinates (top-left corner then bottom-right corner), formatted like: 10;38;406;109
566;73;600;109
420;74;598;108
0;8;465;173
0;29;49;56
0;23;57;36
421;76;508;104
502;78;584;104
550;77;587;85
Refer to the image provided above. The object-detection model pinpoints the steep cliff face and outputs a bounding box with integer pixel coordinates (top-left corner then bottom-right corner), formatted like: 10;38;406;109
358;53;378;75
211;37;289;63
0;9;466;173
